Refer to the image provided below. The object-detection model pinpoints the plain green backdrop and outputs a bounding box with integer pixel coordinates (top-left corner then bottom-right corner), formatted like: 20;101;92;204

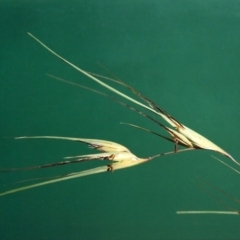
1;1;240;239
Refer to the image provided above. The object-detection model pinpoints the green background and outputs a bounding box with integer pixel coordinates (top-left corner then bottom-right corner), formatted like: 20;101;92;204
1;1;240;239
